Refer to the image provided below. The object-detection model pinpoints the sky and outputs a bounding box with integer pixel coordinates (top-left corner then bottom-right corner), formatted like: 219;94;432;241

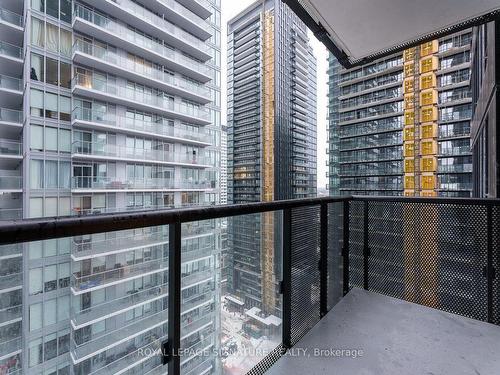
220;0;330;190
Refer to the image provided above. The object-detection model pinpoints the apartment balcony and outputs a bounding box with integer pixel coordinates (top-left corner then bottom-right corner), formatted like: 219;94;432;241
439;145;471;156
79;0;211;61
0;41;23;76
0;272;21;292
72;74;211;125
174;0;212;20
0;139;22;170
2;196;499;375
73;41;211;104
71;310;168;364
0;107;22;134
0;305;21;327
72;108;211;146
0;74;22;107
72;140;211;168
73;4;211;82
0;175;21;192
71;258;168;294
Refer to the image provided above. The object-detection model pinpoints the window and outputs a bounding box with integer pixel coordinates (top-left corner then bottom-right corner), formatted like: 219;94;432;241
46;22;59;52
30;198;43;218
31;53;44;82
32;0;44;12
46;92;58;119
31;89;44;117
44;265;57;291
30;160;44;189
59;129;71;152
46;0;59;19
60;62;71;88
46;58;58;86
45;197;58;217
31;125;44;150
60;96;71;121
44;298;57;326
59;161;70;188
58;263;70;288
57;295;70;320
45;127;58;151
60;0;71;23
29;337;43;367
29;268;43;295
31;17;45;47
44;333;57;361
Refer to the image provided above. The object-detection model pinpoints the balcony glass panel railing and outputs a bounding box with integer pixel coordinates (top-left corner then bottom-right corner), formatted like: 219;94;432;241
72;140;210;165
0;208;21;221
438;164;473;173
0;108;22;124
0;74;22;91
73;4;211;76
0;40;22;59
73;108;209;143
72;176;176;190
0;176;21;189
0;7;23;27
73;40;210;99
439;146;471;156
73;74;210;121
156;0;210;33
107;0;210;53
0;139;21;156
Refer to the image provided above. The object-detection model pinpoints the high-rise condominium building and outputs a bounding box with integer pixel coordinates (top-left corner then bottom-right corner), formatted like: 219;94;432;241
0;0;222;374
227;0;317;317
328;30;473;197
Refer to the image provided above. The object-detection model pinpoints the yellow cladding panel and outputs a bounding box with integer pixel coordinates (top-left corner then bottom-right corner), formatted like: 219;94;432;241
404;48;416;62
421;175;436;190
404;159;415;173
420;40;439;57
404;78;414;94
405;111;415;126
404;63;415;77
404;142;415;157
421;140;437;155
420;106;438;123
421;190;437;197
404;175;415;189
404;190;416;197
403;126;415;141
421;156;437;172
420;89;438;106
420;74;436;90
421;123;438;139
404;94;414;110
420;56;438;73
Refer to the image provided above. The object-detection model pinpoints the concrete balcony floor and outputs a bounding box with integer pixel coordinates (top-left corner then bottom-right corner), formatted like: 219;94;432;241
267;288;500;375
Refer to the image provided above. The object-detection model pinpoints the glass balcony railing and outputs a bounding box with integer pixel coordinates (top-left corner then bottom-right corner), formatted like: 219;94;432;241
72;107;209;144
0;208;21;221
0;139;22;156
0;40;22;59
0;74;22;91
439;146;471;156
73;74;210;122
0;108;22;124
156;0;211;33
0;7;23;27
0;176;21;189
438;164;473;173
72;140;210;166
73;3;211;76
73;40;210;99
106;0;210;53
72;175;211;191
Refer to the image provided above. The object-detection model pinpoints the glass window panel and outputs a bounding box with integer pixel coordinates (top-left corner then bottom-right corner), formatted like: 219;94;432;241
44;239;57;257
31;125;44;150
29;304;43;334
59;129;71;152
44;333;57;361
31;89;44;117
59;96;71;121
31;17;45;47
45;160;58;188
45;127;58;151
46;58;58;86
46;92;58;119
46;0;58;18
44;299;57;326
31;0;44;12
29;337;43;367
45;197;58;217
30;198;43;218
60;62;71;88
57;295;69;321
59;197;71;216
59;161;71;188
44;265;57;292
29;268;43;295
60;0;71;23
31;53;44;82
30;159;44;189
46;22;59;52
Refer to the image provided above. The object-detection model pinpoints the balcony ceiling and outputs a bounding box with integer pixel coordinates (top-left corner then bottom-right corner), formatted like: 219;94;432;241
283;0;500;67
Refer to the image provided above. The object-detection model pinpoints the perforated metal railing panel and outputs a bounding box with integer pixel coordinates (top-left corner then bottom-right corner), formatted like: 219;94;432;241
493;206;500;325
349;200;491;322
348;201;364;289
328;202;344;310
290;206;321;345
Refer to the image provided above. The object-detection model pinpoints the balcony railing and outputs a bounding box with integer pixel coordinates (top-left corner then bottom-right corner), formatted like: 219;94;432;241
73;40;210;100
73;73;210;122
156;0;211;33
0;74;22;91
72;140;210;166
0;196;499;375
72;107;210;143
0;7;23;27
0;139;21;156
73;3;211;76
0;40;22;59
0;108;22;124
0;176;21;189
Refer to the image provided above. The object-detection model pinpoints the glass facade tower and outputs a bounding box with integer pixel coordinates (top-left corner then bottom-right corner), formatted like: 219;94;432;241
0;0;222;374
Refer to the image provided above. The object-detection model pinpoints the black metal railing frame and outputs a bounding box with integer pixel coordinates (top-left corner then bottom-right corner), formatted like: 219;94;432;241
0;195;498;374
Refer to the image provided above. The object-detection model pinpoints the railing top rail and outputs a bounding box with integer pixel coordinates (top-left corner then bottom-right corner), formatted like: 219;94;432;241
1;195;499;245
0;196;349;245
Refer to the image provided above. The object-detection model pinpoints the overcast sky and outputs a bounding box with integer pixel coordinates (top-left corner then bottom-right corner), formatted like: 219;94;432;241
220;0;329;190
